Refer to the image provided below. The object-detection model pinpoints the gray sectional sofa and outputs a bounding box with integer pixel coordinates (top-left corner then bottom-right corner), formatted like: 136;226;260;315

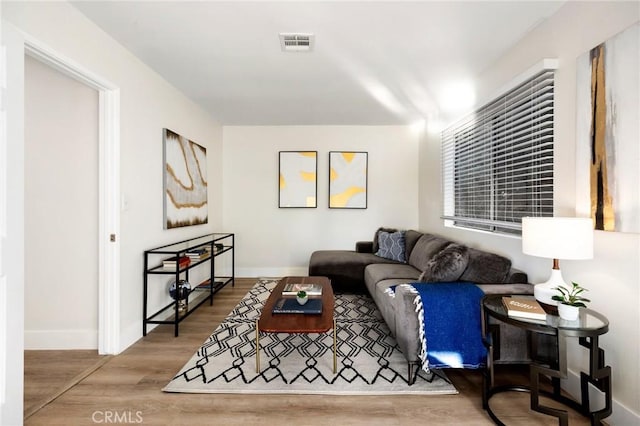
309;228;536;382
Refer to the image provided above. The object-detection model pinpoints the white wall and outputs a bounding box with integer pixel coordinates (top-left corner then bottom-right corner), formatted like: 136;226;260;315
223;126;420;277
5;0;224;347
24;54;99;349
2;2;223;422
1;19;26;426
419;2;639;423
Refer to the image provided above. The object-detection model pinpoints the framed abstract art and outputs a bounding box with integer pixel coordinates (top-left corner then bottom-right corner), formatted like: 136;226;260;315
329;151;368;209
163;128;208;229
278;151;317;208
575;23;639;233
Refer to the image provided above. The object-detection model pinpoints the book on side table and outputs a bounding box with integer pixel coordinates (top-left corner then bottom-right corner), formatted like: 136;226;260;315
272;298;323;314
502;296;547;321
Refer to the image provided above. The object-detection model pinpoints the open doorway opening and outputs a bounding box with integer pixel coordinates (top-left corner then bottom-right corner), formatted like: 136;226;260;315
24;38;121;355
24;53;99;350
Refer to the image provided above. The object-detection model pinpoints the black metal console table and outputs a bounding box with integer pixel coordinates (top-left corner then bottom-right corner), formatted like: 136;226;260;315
143;233;234;337
482;294;611;426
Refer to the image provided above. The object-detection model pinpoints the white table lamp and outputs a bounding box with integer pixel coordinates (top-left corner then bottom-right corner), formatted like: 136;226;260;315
521;217;594;306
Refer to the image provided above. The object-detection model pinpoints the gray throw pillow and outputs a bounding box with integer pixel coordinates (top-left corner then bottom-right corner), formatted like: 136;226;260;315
459;247;512;283
375;231;406;262
419;243;469;282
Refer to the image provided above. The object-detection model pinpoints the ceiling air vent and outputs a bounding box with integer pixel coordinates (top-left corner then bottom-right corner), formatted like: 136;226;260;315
279;33;314;52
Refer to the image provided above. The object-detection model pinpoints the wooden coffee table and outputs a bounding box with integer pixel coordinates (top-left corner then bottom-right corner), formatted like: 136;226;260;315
255;276;336;373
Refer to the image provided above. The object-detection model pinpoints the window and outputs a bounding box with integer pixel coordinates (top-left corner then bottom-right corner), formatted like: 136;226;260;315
441;69;554;235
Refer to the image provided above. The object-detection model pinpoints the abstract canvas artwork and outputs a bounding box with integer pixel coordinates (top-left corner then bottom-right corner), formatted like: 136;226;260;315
576;23;639;233
163;128;208;229
278;151;317;208
329;151;368;209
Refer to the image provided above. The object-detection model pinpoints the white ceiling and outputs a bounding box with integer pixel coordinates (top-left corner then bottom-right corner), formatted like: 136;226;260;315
71;1;564;126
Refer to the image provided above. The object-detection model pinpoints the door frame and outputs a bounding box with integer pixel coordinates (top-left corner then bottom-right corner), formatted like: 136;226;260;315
24;35;121;355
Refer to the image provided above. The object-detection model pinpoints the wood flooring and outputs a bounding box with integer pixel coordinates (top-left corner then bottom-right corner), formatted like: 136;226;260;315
24;278;595;425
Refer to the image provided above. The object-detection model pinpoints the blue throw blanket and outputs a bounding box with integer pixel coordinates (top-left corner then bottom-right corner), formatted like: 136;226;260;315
409;282;487;371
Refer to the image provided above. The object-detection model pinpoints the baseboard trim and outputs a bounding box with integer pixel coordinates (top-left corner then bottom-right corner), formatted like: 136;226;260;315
564;368;638;425
24;329;97;350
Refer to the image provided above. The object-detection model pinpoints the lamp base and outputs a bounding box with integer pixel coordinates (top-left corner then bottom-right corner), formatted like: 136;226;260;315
533;269;569;306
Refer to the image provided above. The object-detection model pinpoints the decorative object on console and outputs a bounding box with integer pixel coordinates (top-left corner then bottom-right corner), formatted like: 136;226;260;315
552;281;590;321
522;217;593;306
163;255;191;270
278;151;317;208
329;151;367;209
163;128;208;229
169;279;191;312
185;248;209;261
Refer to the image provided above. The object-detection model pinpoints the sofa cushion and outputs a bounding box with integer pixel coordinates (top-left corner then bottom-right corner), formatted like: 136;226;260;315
460;248;512;284
408;234;450;271
404;230;423;259
419;243;469;282
365;263;421;287
376;230;406;262
372;227;398;254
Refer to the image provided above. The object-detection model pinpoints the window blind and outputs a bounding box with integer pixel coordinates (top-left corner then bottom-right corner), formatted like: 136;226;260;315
441;69;554;234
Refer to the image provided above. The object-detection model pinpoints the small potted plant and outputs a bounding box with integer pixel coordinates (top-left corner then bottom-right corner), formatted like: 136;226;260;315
552;281;590;321
296;290;308;305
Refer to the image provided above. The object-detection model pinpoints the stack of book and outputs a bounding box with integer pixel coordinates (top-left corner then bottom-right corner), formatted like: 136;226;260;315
281;283;323;296
272;298;323;314
163;255;191;270
185;247;210;261
502;296;547;321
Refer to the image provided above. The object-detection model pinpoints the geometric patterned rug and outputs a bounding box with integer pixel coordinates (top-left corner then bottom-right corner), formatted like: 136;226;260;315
163;278;457;395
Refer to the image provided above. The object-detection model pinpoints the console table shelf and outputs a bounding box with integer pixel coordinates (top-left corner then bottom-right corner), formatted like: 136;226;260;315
143;233;234;336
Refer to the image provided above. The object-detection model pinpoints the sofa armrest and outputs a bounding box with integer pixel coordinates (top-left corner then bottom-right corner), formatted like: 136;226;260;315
356;241;374;253
393;284;421;363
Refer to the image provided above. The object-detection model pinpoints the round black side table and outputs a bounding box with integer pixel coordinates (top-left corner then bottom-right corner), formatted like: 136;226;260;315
481;294;611;426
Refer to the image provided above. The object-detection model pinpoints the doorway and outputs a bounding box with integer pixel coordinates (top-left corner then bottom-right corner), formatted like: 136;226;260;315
24;38;121;355
24;54;99;349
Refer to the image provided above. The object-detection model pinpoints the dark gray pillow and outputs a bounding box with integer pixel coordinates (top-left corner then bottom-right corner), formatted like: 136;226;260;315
372;227;397;254
419;243;469;282
460;247;512;284
375;231;406;262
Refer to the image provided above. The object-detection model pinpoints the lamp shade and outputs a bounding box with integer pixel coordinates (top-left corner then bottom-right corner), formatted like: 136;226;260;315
522;217;593;260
